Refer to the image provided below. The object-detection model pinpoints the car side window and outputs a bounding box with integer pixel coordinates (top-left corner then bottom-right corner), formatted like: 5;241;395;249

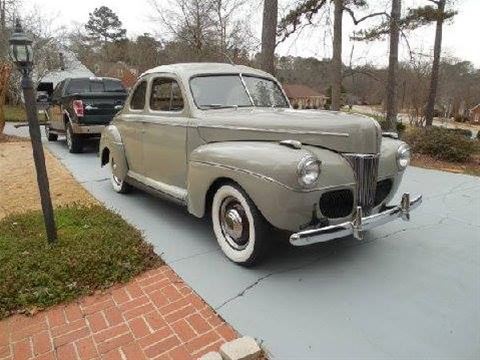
150;78;184;112
130;81;147;110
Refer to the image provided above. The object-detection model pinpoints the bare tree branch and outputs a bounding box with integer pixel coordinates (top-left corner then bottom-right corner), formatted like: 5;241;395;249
343;7;387;25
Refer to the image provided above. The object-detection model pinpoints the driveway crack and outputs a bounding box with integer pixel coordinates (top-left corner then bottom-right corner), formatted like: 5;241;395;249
215;217;450;311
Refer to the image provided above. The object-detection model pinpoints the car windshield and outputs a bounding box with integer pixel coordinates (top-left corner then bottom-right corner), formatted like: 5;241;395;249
190;74;289;109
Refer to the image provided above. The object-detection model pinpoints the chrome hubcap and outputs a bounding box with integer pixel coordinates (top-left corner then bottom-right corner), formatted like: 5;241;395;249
219;197;249;250
224;208;243;239
111;159;122;186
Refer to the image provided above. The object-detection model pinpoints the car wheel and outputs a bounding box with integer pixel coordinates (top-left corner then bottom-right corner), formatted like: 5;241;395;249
211;183;270;266
66;123;83;153
45;125;57;141
110;156;131;194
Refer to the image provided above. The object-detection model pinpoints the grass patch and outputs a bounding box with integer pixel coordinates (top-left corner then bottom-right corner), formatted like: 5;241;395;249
0;204;162;319
3;105;26;122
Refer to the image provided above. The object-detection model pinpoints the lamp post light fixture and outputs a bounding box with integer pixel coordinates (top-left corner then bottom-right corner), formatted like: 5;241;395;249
9;19;57;243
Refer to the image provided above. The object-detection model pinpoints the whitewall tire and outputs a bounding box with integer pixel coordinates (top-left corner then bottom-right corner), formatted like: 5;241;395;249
110;156;130;194
211;183;270;266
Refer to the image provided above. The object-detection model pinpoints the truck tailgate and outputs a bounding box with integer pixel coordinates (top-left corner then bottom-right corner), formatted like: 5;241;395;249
73;93;127;125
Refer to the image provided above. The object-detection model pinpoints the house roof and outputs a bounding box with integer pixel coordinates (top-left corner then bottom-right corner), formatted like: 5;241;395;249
282;84;324;99
35;50;94;87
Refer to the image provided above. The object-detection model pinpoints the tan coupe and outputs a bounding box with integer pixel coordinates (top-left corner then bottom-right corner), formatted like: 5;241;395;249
99;63;422;266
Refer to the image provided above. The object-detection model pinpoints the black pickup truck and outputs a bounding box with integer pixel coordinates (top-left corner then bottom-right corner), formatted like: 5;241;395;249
45;77;128;153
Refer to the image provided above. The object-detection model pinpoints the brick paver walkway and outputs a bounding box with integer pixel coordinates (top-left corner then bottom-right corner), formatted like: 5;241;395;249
0;266;237;360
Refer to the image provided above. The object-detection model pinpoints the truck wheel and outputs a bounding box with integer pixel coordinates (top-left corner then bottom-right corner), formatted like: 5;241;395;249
45;125;57;141
211;183;270;266
110;156;131;194
66;123;83;153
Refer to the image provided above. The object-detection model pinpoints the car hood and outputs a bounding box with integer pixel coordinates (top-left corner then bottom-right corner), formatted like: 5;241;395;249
195;108;381;154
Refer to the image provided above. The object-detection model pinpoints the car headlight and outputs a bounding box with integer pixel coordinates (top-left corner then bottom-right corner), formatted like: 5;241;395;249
297;156;321;187
397;143;411;170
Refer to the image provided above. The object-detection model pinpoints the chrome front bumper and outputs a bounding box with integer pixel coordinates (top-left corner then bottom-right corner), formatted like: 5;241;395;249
289;193;423;246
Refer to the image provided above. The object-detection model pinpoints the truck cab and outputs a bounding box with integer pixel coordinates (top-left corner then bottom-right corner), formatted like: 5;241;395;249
45;77;128;153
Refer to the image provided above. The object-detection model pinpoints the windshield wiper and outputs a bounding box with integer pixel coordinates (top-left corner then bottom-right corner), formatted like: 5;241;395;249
200;104;239;109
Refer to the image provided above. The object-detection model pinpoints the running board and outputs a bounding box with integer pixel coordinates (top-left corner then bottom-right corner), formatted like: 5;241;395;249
126;171;187;206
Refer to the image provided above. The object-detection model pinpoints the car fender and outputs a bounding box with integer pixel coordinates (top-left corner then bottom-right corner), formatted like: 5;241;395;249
99;125;128;180
187;141;356;231
377;136;407;204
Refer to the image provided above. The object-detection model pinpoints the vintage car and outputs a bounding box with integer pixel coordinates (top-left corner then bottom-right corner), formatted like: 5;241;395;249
99;63;422;266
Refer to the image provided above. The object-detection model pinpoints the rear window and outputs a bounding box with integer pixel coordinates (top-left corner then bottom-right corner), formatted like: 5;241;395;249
65;79;126;95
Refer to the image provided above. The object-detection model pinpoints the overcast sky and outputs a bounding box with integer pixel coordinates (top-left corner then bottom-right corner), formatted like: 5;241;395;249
19;0;479;67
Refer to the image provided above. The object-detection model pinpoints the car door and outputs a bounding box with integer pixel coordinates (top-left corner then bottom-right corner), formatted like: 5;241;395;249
142;75;188;191
48;80;65;131
116;80;147;175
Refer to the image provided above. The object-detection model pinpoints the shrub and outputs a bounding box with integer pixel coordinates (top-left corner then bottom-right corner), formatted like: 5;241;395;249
402;127;477;163
374;116;406;134
476;131;480;141
446;128;473;138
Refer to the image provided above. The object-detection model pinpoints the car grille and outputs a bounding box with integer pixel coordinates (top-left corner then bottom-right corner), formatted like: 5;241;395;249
343;153;379;213
374;179;393;206
319;189;354;218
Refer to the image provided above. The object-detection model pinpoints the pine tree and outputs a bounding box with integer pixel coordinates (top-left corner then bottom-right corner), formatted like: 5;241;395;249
260;0;278;75
85;6;127;44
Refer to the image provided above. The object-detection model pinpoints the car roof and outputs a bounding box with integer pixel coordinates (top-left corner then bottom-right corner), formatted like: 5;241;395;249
140;62;274;80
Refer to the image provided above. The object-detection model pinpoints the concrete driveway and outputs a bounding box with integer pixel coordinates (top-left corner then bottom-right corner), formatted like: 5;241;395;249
5;123;480;359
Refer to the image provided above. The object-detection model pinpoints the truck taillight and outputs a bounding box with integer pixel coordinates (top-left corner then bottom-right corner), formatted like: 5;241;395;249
73;100;84;117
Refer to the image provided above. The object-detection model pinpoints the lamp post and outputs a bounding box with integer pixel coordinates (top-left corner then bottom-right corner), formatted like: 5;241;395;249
9;19;57;243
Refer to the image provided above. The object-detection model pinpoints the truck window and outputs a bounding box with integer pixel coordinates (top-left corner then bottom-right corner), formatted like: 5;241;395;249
51;81;64;101
65;78;126;95
104;79;126;92
66;79;90;94
90;81;104;93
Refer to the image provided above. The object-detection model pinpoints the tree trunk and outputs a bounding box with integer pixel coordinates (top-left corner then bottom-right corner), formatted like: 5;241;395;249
0;0;5;31
385;0;401;131
425;0;445;127
0;64;11;134
260;0;278;75
331;0;343;111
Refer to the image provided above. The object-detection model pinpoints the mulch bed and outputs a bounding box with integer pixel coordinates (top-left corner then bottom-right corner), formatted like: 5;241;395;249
411;153;480;176
0;133;28;143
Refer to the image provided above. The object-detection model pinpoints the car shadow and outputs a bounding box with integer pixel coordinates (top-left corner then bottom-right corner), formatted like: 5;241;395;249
55;137;99;154
125;182;366;270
